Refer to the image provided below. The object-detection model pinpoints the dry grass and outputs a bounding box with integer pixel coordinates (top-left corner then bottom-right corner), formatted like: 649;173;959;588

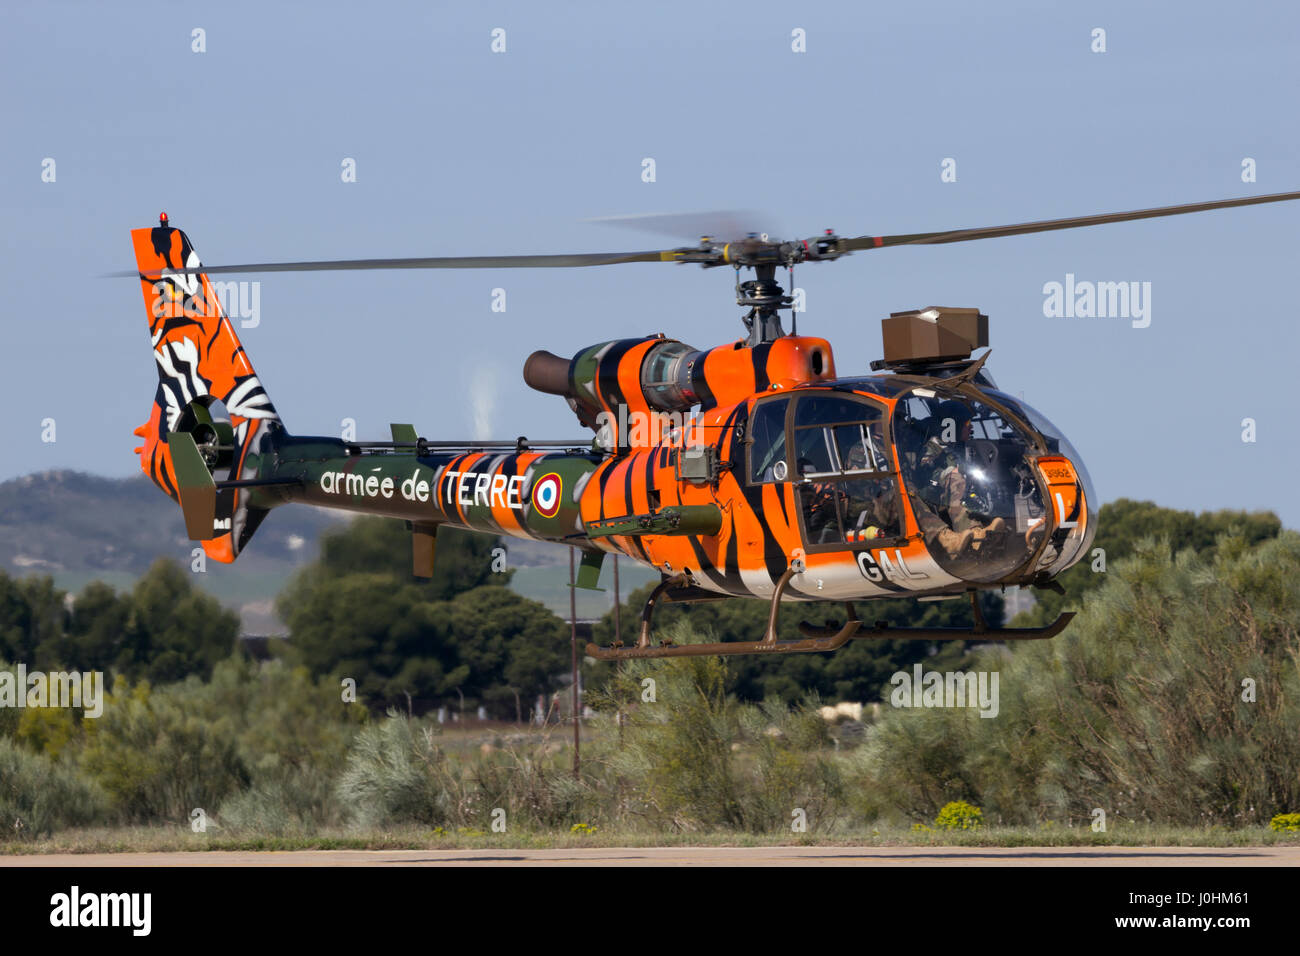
2;822;1296;855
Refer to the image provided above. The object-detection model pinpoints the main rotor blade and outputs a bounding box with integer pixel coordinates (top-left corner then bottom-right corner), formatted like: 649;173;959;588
842;190;1300;251
131;248;674;277
115;189;1300;279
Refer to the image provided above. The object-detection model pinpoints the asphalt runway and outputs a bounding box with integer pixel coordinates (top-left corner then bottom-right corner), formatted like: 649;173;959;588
3;846;1297;866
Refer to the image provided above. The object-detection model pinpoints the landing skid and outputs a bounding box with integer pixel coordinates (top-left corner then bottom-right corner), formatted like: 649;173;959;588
584;569;1073;661
844;611;1074;642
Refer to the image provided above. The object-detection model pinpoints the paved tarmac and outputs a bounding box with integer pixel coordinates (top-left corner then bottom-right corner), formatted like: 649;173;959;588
3;845;1296;866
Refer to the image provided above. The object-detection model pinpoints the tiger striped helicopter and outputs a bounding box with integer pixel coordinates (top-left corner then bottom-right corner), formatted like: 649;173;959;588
127;190;1300;660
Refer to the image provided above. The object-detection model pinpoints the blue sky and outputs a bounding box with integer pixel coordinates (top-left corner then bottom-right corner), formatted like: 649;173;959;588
2;0;1298;525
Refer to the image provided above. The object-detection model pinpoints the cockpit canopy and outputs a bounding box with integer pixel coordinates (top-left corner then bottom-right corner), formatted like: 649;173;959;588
744;382;1095;586
893;386;1096;582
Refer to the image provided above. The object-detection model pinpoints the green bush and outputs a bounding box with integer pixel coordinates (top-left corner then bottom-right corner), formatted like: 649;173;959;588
852;532;1300;827
737;696;844;832
1270;813;1300;833
216;769;340;834
605;646;745;831
0;737;108;838
78;657;361;825
468;735;592;830
335;714;458;827
0;660;18;741
78;678;250;823
590;625;848;833
334;711;589;830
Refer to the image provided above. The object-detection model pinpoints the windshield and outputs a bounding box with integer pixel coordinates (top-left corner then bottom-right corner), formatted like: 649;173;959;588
983;388;1098;572
894;388;1049;582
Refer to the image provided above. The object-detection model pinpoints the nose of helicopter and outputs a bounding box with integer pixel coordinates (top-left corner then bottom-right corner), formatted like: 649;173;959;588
893;387;1096;586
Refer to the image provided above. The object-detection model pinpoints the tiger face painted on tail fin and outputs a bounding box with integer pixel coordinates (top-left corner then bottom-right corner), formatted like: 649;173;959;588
130;214;282;562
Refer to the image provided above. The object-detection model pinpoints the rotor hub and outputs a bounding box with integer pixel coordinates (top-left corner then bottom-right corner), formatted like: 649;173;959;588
736;276;789;310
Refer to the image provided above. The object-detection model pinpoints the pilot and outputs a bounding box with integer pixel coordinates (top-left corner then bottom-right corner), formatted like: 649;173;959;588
908;401;1005;556
796;430;842;541
918;403;976;530
802;481;841;542
839;438;896;541
842;467;968;554
836;432;980;556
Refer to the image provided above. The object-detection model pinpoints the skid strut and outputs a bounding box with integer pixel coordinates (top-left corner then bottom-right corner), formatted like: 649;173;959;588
585;560;863;661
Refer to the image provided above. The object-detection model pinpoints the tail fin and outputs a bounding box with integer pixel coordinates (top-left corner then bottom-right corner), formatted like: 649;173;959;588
131;213;281;562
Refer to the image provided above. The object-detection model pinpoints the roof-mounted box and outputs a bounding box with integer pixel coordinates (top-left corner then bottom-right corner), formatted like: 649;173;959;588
881;306;989;366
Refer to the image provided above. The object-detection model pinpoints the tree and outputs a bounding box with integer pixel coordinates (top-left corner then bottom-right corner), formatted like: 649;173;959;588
0;574;65;668
0;561;237;684
1015;499;1282;626
278;570;466;712
275;517;567;715
313;517;512;597
63;582;132;674
440;586;569;716
120;559;240;683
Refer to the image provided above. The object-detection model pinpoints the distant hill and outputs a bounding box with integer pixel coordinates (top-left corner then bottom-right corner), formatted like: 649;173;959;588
0;470;655;630
0;470;344;631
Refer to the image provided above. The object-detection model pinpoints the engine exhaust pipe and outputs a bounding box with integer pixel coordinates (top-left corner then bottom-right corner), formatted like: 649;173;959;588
523;350;572;396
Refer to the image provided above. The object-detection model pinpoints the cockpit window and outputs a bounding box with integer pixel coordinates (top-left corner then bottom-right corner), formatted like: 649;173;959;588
898;392;1022;446
794;425;836;477
833;422;886;473
986;390;1077;459
747;397;790;483
793;394;891;478
791;393;903;548
794;395;873;427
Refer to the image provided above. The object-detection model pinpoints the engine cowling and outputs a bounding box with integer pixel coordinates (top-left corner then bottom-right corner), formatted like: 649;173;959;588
524;334;837;449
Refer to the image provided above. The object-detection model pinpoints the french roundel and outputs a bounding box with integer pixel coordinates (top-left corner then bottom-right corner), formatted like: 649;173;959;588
531;473;563;518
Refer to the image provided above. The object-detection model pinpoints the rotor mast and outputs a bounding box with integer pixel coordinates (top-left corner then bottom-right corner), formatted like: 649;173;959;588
738;262;791;345
689;229;846;345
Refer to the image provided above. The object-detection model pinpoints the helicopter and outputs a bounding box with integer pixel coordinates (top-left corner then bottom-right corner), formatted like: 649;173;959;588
127;190;1300;661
